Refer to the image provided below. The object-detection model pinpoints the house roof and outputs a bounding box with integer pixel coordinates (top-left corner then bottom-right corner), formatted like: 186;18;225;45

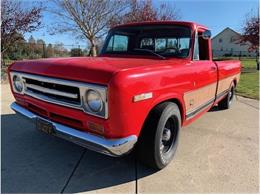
212;27;241;40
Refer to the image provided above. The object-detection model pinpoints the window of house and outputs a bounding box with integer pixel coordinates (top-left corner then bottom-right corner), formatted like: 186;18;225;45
230;36;238;43
219;38;222;43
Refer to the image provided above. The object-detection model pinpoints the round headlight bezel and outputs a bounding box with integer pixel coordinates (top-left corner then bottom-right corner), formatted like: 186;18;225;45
85;89;103;113
13;75;24;93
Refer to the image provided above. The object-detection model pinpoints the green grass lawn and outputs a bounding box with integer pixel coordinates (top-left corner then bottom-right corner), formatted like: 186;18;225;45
236;72;259;100
200;57;259;99
236;57;259;100
240;58;258;70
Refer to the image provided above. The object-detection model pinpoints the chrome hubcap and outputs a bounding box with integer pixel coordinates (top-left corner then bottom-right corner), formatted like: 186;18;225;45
162;128;171;141
160;118;177;154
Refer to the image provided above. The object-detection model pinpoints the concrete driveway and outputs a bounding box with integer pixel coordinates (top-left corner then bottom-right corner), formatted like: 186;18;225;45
1;83;259;193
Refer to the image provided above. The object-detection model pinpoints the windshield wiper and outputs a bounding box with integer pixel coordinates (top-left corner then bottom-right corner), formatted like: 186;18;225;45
133;48;166;60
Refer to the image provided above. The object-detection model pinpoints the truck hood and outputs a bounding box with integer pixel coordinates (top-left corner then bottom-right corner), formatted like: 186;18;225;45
9;57;188;84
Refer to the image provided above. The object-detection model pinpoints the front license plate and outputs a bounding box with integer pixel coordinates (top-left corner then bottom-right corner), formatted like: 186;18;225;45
36;118;54;135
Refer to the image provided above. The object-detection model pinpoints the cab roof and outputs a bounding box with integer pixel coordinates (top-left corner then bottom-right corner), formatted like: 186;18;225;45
113;21;209;31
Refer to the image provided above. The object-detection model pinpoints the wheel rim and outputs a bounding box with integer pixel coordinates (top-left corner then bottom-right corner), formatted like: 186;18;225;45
160;117;178;155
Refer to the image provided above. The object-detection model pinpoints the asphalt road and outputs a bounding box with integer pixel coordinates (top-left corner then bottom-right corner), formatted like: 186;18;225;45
1;83;259;193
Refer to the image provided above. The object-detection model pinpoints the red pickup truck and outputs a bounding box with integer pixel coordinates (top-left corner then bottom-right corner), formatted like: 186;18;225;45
9;21;241;169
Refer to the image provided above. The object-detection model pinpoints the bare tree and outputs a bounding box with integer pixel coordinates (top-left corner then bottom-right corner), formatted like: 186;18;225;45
109;0;181;27
1;0;43;60
48;0;129;56
157;2;180;21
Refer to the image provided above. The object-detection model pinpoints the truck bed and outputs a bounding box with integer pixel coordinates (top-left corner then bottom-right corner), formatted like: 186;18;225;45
214;60;241;98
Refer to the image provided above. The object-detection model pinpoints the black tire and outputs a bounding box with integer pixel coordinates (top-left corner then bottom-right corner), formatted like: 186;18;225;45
137;102;181;170
218;82;235;110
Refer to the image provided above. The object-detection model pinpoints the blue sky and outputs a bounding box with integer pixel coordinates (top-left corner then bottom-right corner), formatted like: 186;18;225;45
25;0;258;47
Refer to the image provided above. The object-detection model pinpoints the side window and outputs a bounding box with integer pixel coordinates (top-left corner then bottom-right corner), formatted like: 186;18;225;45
107;35;128;52
198;31;210;60
193;35;200;60
193;31;210;61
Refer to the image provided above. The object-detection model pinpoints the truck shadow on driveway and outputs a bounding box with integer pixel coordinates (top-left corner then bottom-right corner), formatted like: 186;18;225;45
1;114;155;193
208;106;222;112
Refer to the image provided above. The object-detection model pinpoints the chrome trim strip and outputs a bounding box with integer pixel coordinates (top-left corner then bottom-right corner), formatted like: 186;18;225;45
133;92;153;102
186;97;215;120
25;90;81;108
26;83;78;99
186;89;229;120
216;89;229;100
11;102;137;156
10;71;108;119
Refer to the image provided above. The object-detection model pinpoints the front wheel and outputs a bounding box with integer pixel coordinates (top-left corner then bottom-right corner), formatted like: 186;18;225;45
137;102;181;170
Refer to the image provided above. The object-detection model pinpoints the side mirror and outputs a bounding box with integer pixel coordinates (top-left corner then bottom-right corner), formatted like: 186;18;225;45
202;30;211;40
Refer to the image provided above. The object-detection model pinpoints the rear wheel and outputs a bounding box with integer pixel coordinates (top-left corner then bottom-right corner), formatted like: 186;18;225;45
137;102;181;170
218;82;235;110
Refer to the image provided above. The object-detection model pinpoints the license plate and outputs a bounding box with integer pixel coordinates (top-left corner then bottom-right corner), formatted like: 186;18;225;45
36;118;54;135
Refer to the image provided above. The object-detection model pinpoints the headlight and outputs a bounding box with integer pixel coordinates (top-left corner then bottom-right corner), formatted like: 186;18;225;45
13;75;24;93
86;89;103;112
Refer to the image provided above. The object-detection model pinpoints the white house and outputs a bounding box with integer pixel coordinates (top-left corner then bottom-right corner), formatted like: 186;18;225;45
211;27;256;57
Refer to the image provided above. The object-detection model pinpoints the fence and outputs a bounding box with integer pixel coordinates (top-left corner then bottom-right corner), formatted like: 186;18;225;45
212;49;258;58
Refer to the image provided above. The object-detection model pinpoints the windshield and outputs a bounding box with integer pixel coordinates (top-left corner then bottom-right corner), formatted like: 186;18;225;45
101;25;192;58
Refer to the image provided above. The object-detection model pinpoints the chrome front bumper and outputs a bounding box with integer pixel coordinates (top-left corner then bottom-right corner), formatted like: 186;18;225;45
10;102;137;157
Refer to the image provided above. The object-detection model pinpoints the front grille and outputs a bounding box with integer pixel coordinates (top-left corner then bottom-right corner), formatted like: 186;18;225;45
10;72;108;119
25;77;81;105
12;73;84;109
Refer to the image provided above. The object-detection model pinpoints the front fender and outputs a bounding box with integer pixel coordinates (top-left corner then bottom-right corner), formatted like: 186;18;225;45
107;64;191;138
148;92;185;126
